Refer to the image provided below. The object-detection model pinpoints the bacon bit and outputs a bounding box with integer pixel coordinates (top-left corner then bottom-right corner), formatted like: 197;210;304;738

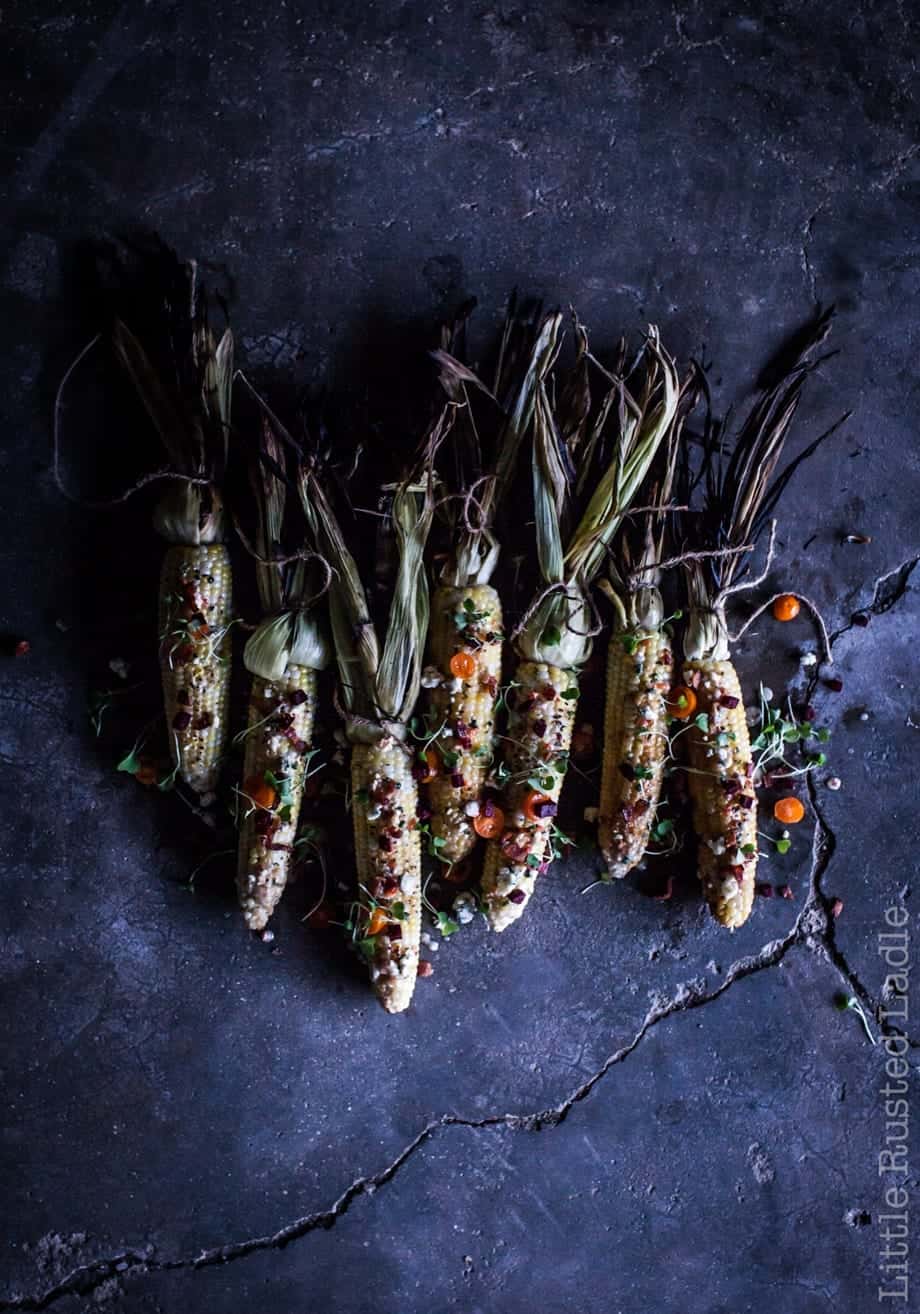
174;643;195;666
454;721;473;749
728;864;745;883
385;923;403;940
540;684;557;701
508;889;527;904
416;802;432;821
274;710;295;730
194;712;213;730
254;812;274;835
824;677;844;693
450;772;464;788
379;835;393;852
500;830;530;861
756;882;774;898
481;673;498;696
738;793;755;810
721;778;742;796
660;649;672;666
830;897;844;919
720;694;740;709
778;885;795;900
417;959;434;978
176;688;190;705
652;876;674;901
532;717;547;738
172;710;192;731
619;761;636;781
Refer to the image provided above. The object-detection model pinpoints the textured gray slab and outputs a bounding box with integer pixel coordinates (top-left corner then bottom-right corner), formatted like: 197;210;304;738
1;2;917;1311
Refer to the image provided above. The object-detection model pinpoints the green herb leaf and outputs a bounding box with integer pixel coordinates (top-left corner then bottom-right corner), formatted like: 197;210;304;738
436;911;459;937
653;818;674;840
542;625;562;646
621;634;639;655
776;838;791;855
817;727;830;742
356;937;378;960
525;854;540;868
633;766;654;781
694;712;710;733
741;843;756;856
116;750;141;775
390;901;407;921
560;688;579;700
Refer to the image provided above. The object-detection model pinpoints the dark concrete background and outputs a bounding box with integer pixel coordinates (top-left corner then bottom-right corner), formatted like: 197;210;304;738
2;2;918;1311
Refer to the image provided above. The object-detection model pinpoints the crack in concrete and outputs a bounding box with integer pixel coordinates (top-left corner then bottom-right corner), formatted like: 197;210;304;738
799;207;823;305
871;141;920;192
1;799;857;1310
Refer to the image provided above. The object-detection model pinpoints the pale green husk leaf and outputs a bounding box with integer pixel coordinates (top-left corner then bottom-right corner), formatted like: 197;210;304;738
244;610;332;681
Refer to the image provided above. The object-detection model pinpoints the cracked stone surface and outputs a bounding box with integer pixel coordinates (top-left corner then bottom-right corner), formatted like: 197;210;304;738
2;2;918;1311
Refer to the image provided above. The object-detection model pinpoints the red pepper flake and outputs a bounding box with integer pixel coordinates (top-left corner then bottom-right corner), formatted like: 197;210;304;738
824;677;844;693
720;694;740;709
417;959;434;978
172;710;192;731
532;717;547;737
385;923;402;940
481;674;498;696
728;864;745;883
830;896;844;919
540;684;557;701
660;649;672;666
275;710;295;730
721;778;742;796
756;882;774;898
382;876;399;897
450;772;464;788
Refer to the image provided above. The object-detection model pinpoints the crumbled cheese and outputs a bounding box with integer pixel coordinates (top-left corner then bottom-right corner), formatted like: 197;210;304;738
448;677;463;694
800;651;817;667
826;776;842;791
464;800;481;817
399;873;416;893
366;804;382;822
583;806;599;823
704;836;726;855
453;893;476;924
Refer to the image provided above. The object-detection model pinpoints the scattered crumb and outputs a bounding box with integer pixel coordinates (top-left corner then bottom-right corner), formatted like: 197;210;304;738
844;1208;871;1227
826;776;842;791
747;1143;775;1185
108;657;130;680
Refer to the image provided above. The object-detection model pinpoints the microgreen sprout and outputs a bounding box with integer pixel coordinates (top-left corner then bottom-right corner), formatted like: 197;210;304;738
833;993;878;1045
751;685;832;782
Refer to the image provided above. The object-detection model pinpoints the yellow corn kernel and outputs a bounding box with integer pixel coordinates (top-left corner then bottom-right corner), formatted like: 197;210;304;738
598;631;672;878
683;659;757;929
158;544;232;796
236;665;318;931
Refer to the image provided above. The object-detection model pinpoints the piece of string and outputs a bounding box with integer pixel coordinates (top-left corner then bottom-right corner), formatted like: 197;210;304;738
627;542;755;589
331;684;412;750
54;333;210;508
728;592;834;666
508;581;569;643
718;519;777;601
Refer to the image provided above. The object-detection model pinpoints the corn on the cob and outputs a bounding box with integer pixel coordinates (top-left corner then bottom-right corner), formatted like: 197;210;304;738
233;419;330;930
596;347;685;879
300;443;437;1012
109;250;233;803
158;542;232;795
351;739;422;1013
598;630;673;877
679;308;834;928
237;666;317;930
421;305;559;862
425;583;502;861
682;659;757;928
480;661;578;930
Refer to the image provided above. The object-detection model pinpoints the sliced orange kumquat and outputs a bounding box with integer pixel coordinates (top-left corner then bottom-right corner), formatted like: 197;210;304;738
245;775;278;811
773;594;801;622
367;907;388;936
449;651;476;680
774;796;805;825
473;807;505;840
666;685;697;720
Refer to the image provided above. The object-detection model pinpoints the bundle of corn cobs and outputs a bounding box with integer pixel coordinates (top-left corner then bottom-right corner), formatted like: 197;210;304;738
95;245;836;1013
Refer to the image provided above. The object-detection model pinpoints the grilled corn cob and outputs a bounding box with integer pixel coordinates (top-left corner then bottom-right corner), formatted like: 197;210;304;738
598;627;673;877
421;305;557;861
300;446;437;1012
351;740;422;1013
480;661;578;929
425;583;502;861
680;308;834;928
237;665;318;930
234;422;330;930
158;541;232;795
110;250;233;801
596;351;685;878
682;659;757;928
